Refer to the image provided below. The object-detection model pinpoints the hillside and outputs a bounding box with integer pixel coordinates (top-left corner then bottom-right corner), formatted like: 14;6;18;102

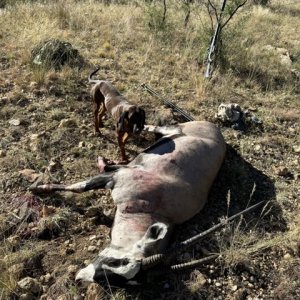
0;0;299;299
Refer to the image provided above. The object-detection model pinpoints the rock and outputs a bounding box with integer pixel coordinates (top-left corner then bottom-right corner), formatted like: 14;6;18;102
231;285;238;291
89;235;97;241
254;145;261;151
59;118;77;128
9;119;21;126
44;273;52;284
189;270;207;288
87;246;97;253
17;277;42;294
283;253;292;260
67;264;79;275
293;145;300;153
30;82;38;89
215;282;222;287
84;283;104;300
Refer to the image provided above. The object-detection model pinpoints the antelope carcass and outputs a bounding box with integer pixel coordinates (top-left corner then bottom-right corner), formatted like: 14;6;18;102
30;121;226;284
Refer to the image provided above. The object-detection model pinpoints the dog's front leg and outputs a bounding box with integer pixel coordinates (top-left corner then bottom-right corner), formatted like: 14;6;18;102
93;101;101;135
117;132;129;163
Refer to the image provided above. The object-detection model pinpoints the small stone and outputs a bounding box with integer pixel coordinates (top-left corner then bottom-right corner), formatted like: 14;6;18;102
254;145;261;151
231;285;238;291
9;119;21;126
17;277;42;294
88;246;97;252
44;273;52;283
78;141;85;147
248;282;254;288
293;145;300;153
283;253;292;260
59;118;77;128
215;282;222;287
30;82;38;88
67;264;78;275
85;283;104;300
42;285;48;293
89;235;97;241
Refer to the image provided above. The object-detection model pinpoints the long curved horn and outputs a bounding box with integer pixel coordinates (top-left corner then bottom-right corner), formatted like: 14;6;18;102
178;200;266;250
170;254;219;272
141;201;266;268
141;254;165;270
145;254;219;278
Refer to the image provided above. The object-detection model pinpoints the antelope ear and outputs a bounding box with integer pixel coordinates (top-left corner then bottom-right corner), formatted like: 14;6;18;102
136;223;172;255
117;111;129;132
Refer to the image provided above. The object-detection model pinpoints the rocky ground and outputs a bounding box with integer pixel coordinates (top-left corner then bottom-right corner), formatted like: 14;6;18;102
0;1;299;299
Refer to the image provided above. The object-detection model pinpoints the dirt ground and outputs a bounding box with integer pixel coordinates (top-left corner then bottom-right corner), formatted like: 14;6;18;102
0;1;299;299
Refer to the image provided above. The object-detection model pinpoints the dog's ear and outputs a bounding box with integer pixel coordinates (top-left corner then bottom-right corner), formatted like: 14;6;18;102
117;111;129;132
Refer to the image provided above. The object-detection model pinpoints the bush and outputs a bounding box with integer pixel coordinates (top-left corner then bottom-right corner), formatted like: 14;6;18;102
30;39;84;70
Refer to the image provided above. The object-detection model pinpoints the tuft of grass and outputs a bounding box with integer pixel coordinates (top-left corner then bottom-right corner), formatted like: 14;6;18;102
31;66;48;85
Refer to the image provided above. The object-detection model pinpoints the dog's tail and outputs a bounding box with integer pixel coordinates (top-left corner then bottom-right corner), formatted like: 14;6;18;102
88;67;101;84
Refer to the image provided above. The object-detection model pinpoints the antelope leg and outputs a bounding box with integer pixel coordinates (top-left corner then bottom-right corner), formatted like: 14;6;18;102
29;173;114;194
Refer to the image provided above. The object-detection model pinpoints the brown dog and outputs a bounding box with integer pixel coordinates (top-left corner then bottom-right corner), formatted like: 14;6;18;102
88;68;146;162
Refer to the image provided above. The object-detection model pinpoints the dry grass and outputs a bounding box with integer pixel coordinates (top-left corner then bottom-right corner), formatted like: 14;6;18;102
0;0;299;298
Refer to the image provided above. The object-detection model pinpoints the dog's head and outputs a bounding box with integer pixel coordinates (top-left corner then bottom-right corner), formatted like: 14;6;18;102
117;107;145;135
